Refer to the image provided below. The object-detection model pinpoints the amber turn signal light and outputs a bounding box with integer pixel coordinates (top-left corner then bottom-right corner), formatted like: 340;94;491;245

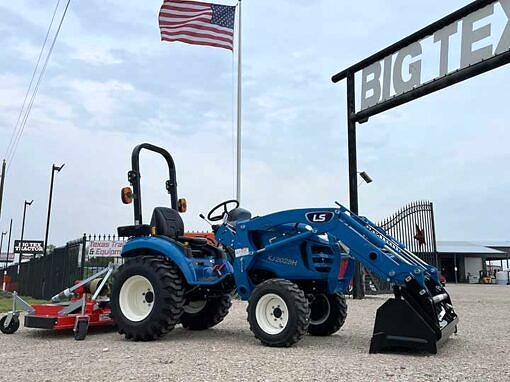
121;187;133;204
178;198;187;213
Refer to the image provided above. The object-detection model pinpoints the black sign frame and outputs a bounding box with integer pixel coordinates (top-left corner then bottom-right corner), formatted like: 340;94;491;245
14;240;44;255
331;0;510;298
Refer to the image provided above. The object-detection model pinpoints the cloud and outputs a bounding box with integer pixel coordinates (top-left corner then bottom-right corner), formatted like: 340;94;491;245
71;46;123;66
13;40;42;63
0;74;27;110
66;79;135;119
0;0;509;248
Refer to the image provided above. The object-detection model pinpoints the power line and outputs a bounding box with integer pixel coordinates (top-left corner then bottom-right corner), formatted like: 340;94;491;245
6;0;71;172
4;0;62;162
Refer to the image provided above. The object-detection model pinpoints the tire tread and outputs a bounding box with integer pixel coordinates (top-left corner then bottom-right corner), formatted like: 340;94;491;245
247;279;309;347
110;255;185;341
307;293;347;336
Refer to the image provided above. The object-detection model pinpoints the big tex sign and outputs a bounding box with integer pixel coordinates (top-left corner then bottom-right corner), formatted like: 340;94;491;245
358;0;510;111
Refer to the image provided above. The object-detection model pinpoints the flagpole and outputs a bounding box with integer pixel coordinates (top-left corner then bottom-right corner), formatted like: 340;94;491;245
236;0;242;203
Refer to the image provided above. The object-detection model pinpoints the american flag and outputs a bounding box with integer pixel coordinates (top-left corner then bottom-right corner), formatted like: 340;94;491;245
159;0;236;51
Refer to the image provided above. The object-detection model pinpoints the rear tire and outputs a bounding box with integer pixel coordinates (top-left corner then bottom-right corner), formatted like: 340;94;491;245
247;279;309;347
180;294;232;330
307;293;347;336
110;256;185;341
0;315;20;334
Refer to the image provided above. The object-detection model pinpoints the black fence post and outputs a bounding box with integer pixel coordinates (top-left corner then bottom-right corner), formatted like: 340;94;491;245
80;233;87;279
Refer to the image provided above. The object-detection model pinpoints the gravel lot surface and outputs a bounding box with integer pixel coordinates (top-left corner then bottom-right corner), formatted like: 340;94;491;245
0;284;508;382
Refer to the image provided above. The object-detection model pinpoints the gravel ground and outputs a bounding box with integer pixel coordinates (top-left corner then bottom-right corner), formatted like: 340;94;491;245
0;284;508;382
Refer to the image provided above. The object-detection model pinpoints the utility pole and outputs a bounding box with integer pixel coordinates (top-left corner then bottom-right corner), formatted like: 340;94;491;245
43;163;65;256
0;159;6;221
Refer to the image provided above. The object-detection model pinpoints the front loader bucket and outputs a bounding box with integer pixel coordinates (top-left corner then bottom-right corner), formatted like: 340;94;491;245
369;297;458;354
370;285;459;354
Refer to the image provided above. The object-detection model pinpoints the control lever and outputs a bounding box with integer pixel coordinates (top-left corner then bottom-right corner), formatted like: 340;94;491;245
200;213;219;232
199;213;211;226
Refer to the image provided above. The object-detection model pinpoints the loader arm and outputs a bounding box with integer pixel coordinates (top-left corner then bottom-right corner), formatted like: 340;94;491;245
219;205;436;287
215;203;458;354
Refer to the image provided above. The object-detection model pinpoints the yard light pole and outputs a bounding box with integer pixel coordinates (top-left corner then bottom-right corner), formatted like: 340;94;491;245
18;200;33;275
43;163;65;256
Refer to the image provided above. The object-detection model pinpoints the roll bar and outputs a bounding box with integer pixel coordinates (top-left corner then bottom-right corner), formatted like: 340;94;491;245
128;143;178;224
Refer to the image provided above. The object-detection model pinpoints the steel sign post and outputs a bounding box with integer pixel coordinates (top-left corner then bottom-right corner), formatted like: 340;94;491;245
5;219;12;270
347;74;364;299
0;231;6;269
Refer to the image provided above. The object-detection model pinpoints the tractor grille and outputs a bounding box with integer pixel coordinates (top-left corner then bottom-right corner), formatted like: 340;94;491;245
311;252;334;273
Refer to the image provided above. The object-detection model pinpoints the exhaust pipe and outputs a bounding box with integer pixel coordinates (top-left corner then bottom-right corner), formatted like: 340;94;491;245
369;277;458;354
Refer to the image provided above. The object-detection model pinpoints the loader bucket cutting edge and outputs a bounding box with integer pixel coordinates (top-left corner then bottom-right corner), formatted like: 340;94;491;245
369;294;458;354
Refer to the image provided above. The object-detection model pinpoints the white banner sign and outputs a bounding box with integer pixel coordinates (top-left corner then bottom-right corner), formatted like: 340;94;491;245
87;240;125;258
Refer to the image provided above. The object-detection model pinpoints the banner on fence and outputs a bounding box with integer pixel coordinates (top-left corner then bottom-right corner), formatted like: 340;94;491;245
87;240;125;258
0;252;15;262
14;240;44;254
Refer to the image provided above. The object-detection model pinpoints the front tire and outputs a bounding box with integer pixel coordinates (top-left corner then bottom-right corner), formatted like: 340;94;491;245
110;256;185;341
307;293;347;336
180;294;232;330
247;279;309;347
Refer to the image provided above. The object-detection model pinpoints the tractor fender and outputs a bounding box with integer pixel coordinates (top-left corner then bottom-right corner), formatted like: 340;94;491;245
120;237;197;283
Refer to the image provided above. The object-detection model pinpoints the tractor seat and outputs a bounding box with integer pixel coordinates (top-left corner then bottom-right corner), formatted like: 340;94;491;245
151;207;208;246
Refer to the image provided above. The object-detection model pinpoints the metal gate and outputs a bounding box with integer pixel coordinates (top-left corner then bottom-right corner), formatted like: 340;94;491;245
365;201;438;294
378;201;438;265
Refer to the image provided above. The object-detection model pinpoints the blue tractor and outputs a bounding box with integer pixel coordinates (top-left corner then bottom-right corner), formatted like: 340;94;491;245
110;143;458;353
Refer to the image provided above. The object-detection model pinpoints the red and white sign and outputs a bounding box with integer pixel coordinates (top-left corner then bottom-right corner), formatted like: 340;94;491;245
87;241;125;258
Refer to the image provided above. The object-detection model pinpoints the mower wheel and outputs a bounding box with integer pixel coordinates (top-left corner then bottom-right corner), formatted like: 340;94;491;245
110;256;185;341
307;293;347;336
247;279;309;347
0;315;20;334
74;318;89;341
181;294;232;330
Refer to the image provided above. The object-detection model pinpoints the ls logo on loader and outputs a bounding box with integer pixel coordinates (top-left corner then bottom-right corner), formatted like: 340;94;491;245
305;211;334;223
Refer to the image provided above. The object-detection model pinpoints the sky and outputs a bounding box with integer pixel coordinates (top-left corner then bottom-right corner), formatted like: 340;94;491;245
0;0;509;250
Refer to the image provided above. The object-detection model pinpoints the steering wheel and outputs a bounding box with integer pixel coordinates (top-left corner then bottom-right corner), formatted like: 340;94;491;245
207;199;240;221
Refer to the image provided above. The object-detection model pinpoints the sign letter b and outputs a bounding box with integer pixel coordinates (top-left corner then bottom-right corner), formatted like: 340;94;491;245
360;62;382;110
